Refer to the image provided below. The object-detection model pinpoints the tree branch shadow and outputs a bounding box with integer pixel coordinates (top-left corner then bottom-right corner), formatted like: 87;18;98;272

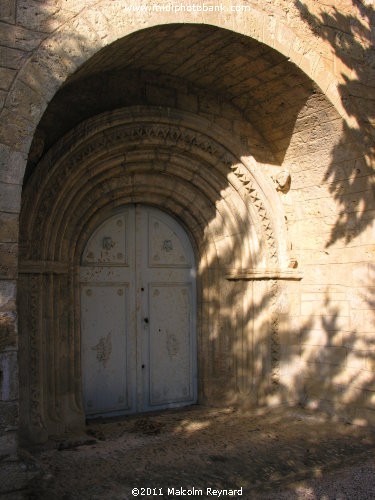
295;0;375;247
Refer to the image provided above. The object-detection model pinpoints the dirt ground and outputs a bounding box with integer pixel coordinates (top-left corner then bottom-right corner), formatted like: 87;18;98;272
18;405;375;499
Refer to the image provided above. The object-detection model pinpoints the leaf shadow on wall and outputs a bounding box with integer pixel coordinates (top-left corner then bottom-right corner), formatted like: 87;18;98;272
296;0;375;247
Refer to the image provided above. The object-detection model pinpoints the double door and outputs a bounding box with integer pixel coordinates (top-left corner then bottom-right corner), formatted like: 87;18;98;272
80;205;197;417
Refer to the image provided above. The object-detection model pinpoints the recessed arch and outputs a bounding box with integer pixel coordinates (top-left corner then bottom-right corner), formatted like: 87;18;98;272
21;107;291;268
18;106;294;442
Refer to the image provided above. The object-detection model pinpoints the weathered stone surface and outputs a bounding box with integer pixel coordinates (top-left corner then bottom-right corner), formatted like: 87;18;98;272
0;145;26;184
0;432;18;460
0;68;16;92
0;451;41;495
0;313;17;350
0;213;19;243
0;46;27;71
16;0;64;32
7;80;47;122
0;2;16;23
0;281;16;311
0;22;45;52
0;111;34;152
0;351;18;401
0;401;18;432
0;243;18;279
0;89;7;108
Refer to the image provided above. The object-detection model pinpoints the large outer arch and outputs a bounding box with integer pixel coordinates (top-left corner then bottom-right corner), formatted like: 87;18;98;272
2;4;348;184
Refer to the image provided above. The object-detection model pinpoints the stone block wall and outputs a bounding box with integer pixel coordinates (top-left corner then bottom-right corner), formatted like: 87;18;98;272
278;91;375;423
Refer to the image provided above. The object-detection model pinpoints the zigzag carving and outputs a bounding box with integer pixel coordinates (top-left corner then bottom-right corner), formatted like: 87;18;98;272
230;163;278;264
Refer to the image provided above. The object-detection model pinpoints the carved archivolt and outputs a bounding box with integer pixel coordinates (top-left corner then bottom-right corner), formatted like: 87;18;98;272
18;107;292;441
21;108;289;266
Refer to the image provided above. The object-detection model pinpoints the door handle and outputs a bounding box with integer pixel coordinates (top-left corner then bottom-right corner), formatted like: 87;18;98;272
144;317;149;323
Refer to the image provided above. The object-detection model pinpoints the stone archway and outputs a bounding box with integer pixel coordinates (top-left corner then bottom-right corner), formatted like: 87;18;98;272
18;106;297;443
1;7;351;174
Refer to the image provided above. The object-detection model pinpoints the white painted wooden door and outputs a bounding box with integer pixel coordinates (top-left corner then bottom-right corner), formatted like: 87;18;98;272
80;205;197;417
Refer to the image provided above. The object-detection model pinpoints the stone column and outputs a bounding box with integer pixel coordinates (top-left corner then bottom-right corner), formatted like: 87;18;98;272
0;150;22;459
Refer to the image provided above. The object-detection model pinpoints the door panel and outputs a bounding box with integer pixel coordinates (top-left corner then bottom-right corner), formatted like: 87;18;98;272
148;212;192;268
81;284;133;415
80;205;196;417
148;283;193;407
82;212;129;265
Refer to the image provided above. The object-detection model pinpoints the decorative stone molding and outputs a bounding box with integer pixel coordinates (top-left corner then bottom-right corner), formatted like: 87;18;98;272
21;108;289;268
230;163;279;265
270;280;281;388
28;275;44;430
225;269;303;280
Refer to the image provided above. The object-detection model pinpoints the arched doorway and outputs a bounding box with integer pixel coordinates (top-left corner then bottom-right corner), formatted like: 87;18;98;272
4;11;369;453
80;204;197;417
19;106;291;443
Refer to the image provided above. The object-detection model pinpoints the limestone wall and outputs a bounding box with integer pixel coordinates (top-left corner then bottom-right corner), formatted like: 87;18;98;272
0;0;374;458
279;93;374;423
